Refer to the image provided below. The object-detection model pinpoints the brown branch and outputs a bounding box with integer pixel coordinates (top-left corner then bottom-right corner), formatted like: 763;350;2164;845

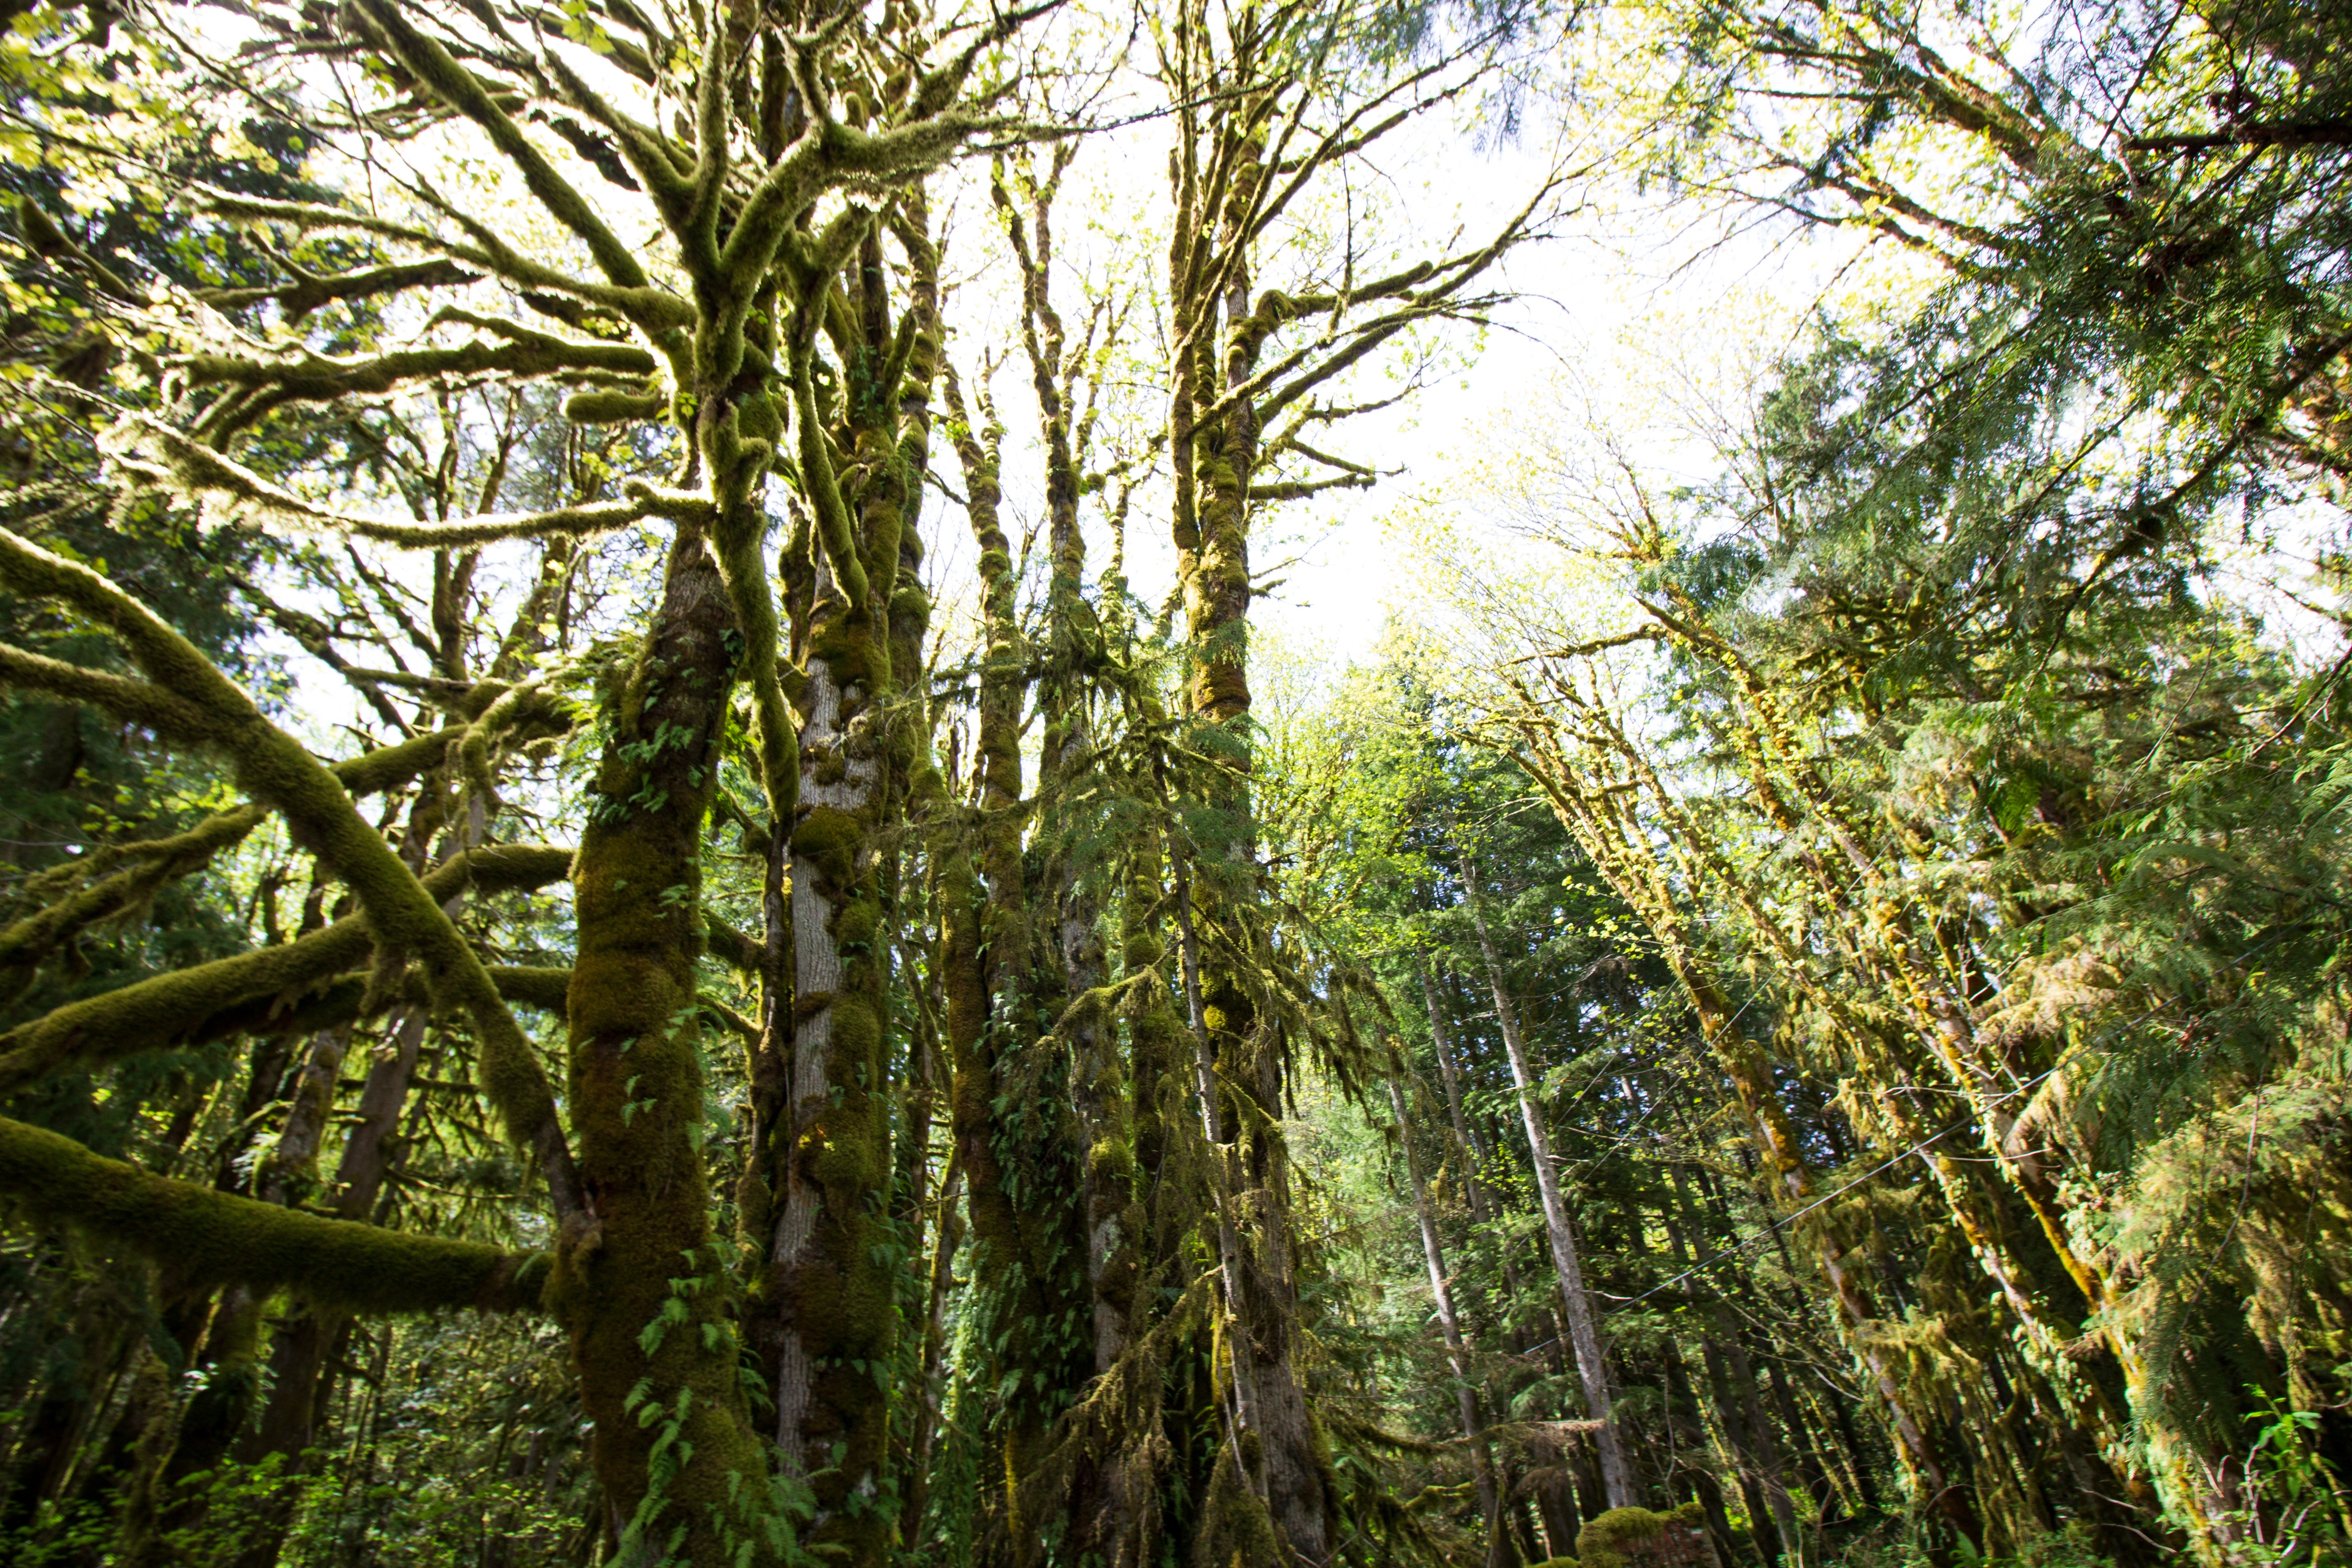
2127;119;2352;152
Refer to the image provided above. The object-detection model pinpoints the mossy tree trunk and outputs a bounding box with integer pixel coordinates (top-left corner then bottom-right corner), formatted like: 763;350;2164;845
1151;6;1553;1548
561;524;767;1563
1519;633;2193;1535
760;188;966;1565
1512;680;1992;1552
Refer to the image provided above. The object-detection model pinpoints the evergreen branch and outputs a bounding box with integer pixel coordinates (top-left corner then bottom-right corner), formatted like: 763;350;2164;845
2126;119;2352;153
13;196;143;301
0;803;263;1008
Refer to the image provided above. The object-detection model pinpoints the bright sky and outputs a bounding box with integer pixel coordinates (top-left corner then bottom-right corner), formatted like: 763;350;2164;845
908;31;1891;684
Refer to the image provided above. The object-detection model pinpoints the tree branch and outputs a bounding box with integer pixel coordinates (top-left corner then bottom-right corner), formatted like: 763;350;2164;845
0;1115;549;1313
104;416;706;548
0;843;574;1098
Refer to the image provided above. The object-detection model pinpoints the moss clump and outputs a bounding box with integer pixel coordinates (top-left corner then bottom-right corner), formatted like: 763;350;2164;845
791;804;862;888
1577;1507;1670;1568
1090;1136;1135;1184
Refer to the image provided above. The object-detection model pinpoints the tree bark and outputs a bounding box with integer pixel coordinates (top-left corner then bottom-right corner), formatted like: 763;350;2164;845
563;525;771;1568
1387;1071;1508;1563
1460;853;1634;1509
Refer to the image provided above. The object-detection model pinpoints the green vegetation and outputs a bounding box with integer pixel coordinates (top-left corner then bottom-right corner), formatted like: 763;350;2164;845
0;0;2346;1565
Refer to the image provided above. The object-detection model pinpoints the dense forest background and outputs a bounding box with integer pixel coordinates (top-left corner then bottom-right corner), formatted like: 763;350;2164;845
0;0;2347;1565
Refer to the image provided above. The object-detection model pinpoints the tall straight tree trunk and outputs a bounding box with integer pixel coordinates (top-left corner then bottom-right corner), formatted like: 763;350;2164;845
761;199;961;1564
1164;84;1332;1548
1665;1166;1787;1566
769;550;905;1557
1007;158;1140;1400
1387;1071;1508;1563
936;359;1097;1554
1700;1330;1782;1567
1591;673;2170;1529
228;1021;359;1567
241;552;568;1567
1766;1353;1838;1521
1726;1329;1803;1565
1460;853;1634;1510
1661;1335;1742;1565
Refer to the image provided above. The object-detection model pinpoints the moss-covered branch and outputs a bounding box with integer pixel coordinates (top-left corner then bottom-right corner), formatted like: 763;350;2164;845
0;843;573;1098
0;545;573;1182
703;913;765;977
485;965;574;1013
196;256;480;322
0;804;265;1006
195;187;691;331
172;322;656;444
0;644;216;741
0;689;564;1013
345;0;654;299
0;1115;548;1314
104;417;696;549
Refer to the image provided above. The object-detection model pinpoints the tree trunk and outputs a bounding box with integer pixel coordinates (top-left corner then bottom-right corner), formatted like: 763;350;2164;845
1387;1071;1508;1563
1726;1331;1803;1566
1663;1335;1743;1566
563;525;772;1568
1461;855;1634;1509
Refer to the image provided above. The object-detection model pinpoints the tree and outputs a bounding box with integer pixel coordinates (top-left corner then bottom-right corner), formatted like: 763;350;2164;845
0;1;1047;1561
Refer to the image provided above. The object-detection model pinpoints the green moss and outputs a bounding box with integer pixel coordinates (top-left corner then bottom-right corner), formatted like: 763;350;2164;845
564;952;680;1046
564;387;668;424
805;606;885;689
828;993;882;1061
1090;1137;1135;1184
0;1114;547;1313
833;897;879;951
488;965;573;1012
1577;1506;1668;1568
791;806;862;887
